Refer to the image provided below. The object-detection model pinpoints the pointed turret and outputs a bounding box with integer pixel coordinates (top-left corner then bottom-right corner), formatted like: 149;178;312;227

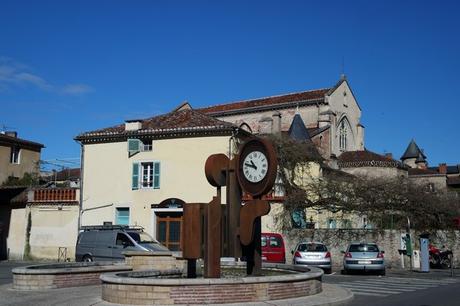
401;139;427;168
288;114;313;142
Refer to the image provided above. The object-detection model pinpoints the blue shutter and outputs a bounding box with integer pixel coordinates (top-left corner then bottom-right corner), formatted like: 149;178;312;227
132;163;139;190
128;139;140;155
153;162;160;189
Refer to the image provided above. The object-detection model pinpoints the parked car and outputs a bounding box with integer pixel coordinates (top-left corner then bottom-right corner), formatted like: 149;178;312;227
75;225;168;262
292;241;331;274
342;242;385;275
261;233;286;263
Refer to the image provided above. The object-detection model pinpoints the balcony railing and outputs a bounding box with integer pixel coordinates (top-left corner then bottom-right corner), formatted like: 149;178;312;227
31;188;78;203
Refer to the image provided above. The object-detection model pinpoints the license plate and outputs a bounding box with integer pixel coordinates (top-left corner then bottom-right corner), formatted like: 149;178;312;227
358;260;372;264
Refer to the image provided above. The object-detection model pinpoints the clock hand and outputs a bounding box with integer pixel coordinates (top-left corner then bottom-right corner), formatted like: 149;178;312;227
250;160;257;170
244;162;257;169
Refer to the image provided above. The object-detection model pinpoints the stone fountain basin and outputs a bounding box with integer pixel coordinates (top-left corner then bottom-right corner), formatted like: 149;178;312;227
12;261;131;290
100;263;323;305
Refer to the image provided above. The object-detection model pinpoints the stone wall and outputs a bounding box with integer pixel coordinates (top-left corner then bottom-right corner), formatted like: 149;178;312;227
282;229;460;269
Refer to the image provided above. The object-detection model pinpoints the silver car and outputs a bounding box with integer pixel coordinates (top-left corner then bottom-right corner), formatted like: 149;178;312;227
342;242;385;275
292;242;331;274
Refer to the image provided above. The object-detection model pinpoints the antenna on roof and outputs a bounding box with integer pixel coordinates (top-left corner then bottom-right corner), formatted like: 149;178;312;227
0;124;16;133
340;56;347;80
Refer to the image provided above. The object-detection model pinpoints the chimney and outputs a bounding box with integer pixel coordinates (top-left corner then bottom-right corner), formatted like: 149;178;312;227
5;131;17;138
384;153;393;160
125;120;142;131
439;163;447;174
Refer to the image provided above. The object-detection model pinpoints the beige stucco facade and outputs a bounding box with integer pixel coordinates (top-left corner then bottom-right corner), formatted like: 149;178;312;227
81;136;233;236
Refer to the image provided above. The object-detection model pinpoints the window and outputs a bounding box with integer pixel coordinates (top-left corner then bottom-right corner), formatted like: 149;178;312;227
291;209;307;229
116;208;129;225
339;119;348;151
10;147;20;164
132;162;160;190
116;233;134;247
273;171;285;197
127;138;153;156
328;218;337;229
141;139;153;152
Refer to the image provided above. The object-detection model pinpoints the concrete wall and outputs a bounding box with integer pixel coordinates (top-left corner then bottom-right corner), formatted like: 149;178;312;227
81;136;231;235
0;146;40;184
29;204;79;260
6;206;27;260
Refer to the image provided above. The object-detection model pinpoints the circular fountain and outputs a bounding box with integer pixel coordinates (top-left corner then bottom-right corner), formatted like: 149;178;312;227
100;261;323;305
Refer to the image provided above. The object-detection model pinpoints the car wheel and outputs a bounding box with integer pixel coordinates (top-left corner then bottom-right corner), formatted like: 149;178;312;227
341;269;347;275
379;269;386;276
324;268;332;274
82;255;93;262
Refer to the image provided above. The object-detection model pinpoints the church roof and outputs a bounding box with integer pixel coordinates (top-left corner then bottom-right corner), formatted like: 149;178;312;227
288;114;313;142
198;88;330;116
401;139;426;160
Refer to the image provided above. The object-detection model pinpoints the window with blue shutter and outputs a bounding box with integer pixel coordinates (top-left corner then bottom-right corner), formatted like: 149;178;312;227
133;161;160;190
116;208;130;225
132;163;139;190
153;162;160;189
128;139;141;156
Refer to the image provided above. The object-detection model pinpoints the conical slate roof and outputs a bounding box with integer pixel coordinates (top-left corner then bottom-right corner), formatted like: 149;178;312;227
415;152;426;164
288;114;313;142
401;139;426;160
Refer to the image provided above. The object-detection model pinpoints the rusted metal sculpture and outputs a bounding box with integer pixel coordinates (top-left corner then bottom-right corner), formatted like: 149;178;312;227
182;137;278;278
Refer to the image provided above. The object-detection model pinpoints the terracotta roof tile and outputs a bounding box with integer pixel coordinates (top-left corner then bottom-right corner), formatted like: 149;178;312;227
76;108;237;141
198;88;330;115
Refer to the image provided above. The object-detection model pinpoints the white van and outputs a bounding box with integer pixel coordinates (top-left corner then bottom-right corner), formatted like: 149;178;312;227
75;225;168;262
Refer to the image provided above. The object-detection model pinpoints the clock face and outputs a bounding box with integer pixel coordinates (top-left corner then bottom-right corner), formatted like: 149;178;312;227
236;137;278;197
242;151;268;183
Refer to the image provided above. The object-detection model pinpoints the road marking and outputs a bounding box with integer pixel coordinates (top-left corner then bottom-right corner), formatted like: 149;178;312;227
354;280;435;289
348;290;387;297
341;282;418;291
331;276;460;298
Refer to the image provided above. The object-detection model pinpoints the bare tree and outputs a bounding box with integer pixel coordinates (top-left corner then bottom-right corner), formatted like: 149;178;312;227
269;135;460;231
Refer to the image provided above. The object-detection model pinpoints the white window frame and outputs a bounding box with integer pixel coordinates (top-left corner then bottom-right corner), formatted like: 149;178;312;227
141;139;153;152
139;161;160;189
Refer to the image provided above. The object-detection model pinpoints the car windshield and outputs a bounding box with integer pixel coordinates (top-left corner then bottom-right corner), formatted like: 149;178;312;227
298;243;327;252
262;236;282;247
349;244;379;252
127;231;157;244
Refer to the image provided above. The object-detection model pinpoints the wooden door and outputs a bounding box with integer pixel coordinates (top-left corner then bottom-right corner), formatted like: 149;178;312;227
156;213;182;251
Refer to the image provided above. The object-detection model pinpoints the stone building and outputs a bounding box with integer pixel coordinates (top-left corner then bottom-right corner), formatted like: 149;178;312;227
199;76;364;163
0;131;44;184
400;139;460;194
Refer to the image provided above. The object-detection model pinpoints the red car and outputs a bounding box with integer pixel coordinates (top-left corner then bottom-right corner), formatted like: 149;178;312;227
261;233;286;263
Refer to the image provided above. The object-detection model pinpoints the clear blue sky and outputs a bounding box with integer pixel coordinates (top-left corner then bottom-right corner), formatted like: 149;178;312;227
1;0;459;168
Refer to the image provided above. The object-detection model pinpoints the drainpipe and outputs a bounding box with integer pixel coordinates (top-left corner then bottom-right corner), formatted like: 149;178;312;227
76;141;84;230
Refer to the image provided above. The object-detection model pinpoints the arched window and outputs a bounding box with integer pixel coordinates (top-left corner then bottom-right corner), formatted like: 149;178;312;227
339;119;348;151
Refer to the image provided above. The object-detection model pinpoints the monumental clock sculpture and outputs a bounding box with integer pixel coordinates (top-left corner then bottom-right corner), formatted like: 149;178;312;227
182;137;278;278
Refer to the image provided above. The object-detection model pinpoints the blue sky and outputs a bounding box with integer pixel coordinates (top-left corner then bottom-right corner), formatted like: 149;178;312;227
1;0;459;168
